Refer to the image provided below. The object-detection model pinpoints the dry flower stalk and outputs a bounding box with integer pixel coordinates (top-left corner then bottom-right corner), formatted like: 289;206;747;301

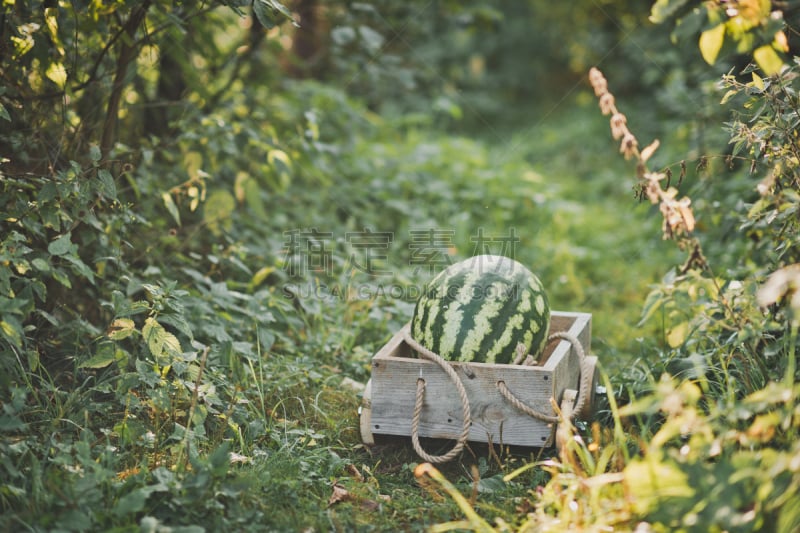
588;67;697;241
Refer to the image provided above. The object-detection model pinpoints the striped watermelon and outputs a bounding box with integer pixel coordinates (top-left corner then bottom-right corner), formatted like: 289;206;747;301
411;255;550;364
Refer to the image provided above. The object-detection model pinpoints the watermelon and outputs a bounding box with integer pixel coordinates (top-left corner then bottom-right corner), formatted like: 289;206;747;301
411;255;550;364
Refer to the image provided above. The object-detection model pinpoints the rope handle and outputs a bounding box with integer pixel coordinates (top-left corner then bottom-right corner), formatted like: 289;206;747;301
403;327;472;464
402;326;595;462
497;331;594;422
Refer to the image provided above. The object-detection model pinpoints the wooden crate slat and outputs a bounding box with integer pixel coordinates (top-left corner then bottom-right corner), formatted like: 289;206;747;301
370;357;556;446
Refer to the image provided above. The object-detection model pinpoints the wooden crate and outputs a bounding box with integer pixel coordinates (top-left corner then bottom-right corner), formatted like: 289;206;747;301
360;311;592;448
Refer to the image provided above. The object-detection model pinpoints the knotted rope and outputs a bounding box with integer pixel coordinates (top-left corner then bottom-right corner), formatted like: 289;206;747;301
402;327;594;463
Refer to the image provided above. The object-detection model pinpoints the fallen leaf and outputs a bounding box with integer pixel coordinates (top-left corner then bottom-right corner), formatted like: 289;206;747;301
328;482;352;507
340;377;365;393
229;452;252;465
359;499;381;511
346;464;364;482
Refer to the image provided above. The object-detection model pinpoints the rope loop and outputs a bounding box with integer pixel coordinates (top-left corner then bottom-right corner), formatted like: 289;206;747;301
496;380;558;423
403;327;472;464
497;331;594;421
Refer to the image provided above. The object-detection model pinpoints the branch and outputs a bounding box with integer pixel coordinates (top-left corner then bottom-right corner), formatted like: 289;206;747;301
100;0;153;161
203;8;266;112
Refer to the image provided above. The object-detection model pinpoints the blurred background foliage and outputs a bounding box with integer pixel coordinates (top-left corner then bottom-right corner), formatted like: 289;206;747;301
1;0;799;531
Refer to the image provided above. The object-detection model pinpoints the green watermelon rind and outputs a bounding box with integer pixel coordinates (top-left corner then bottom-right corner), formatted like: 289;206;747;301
410;255;550;365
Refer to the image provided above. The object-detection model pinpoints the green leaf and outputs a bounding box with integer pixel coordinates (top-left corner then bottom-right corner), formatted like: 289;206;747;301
624;456;695;514
650;0;689;24
112;291;151;317
51;268;72;288
158;313;193;340
666;321;689;348
699;23;725;65
97;169;117;199
253;0;294;29
142;317;181;359
0;103;10;122
162;192;181;226
39;204;60;229
638;288;666;326
48;232;73;256
143;317;166;358
267;149;292;191
252;1;276;28
720;89;738;105
108;318;137;340
670;9;705;44
183;151;203;180
203;189;236;236
164;332;181;355
27;347;40;372
209;441;232;472
250;266;276;288
45;61;68;89
331;26;356;45
358;25;385;53
476;474;507;494
0;318;24;347
753;44;784;76
32;258;50;272
79;341;119;369
750;72;765;91
63;254;95;284
0;414;26;432
113;487;156;516
234;172;267;219
79;352;115;369
778;494;800;533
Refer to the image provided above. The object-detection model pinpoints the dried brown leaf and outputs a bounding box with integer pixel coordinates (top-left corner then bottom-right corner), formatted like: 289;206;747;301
757;264;800;309
640;139;660;163
677;202;695;233
328;482;352;507
345;464;364;482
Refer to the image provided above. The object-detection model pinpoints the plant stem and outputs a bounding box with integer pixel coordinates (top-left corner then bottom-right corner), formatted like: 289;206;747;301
179;346;210;471
414;463;495;533
786;321;797;388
